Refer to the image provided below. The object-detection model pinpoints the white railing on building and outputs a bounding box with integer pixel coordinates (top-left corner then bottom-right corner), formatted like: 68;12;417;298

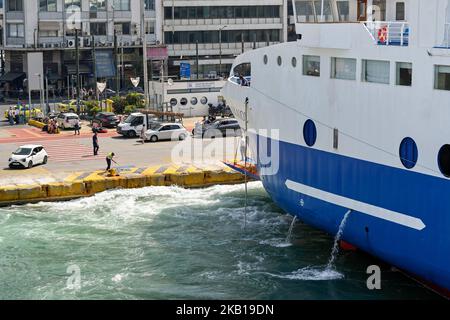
165;17;282;26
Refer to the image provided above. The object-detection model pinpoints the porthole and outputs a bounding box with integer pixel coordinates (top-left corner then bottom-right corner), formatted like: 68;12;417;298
292;57;297;68
190;97;198;105
200;97;208;105
180;98;188;106
277;56;282;66
399;137;418;169
263;55;268;65
303;119;317;147
438;144;450;177
170;98;177;106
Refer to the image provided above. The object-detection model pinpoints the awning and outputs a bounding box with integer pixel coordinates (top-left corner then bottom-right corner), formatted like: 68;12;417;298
65;64;91;75
0;72;26;82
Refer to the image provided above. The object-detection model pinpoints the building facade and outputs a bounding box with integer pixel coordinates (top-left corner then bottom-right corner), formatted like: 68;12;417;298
0;0;162;99
162;0;288;80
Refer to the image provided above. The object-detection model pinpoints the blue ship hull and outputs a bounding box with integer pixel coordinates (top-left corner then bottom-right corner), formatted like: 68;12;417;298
256;135;450;291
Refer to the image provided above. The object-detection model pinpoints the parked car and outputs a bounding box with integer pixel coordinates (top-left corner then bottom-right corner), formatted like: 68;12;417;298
56;112;80;129
202;118;242;138
144;123;189;142
8;145;48;169
93;112;120;128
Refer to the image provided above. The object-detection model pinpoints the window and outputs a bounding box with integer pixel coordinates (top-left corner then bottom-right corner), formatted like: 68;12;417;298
180;98;188;106
362;60;390;84
144;0;154;10
190;97;198;105
145;21;155;35
39;30;59;37
337;1;350;21
170;98;178;106
65;0;80;9
200;97;208;105
303;55;320;77
292;57;297;68
277;56;282;66
7;0;23;11
90;23;107;36
40;0;56;11
399;137;418;169
115;23;131;35
90;0;106;11
396;62;412;86
331;57;356;80
263;55;268;65
438;145;450;177
8;23;24;38
396;2;405;21
434;65;450;91
303;119;317;147
113;0;130;11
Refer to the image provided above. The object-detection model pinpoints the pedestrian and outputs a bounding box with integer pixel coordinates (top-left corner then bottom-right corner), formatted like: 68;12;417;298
14;107;20;124
74;119;81;135
8;107;14;125
140;125;146;144
105;152;116;171
240;135;247;161
93;132;99;156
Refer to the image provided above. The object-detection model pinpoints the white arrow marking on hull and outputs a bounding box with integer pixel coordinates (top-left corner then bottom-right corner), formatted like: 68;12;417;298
285;179;426;231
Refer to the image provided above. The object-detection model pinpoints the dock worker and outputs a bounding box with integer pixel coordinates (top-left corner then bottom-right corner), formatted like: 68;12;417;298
93;132;99;156
106;152;116;171
240;135;247;161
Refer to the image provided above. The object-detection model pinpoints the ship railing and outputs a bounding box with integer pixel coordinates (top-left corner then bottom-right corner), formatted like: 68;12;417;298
364;21;409;47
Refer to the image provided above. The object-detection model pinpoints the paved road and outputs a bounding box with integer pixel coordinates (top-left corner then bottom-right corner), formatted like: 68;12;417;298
0;126;241;185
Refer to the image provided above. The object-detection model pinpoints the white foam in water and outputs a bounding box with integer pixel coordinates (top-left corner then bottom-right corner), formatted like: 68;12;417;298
267;266;344;281
258;239;292;248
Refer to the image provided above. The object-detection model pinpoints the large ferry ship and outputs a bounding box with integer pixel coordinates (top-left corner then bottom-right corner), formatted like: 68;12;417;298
222;0;450;293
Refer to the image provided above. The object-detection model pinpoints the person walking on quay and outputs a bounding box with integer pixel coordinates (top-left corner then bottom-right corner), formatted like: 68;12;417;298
74;118;81;135
8;107;14;125
106;152;116;171
140;125;146;144
93;132;99;156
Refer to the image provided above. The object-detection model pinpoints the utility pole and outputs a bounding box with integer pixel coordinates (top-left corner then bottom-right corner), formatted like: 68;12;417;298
140;0;149;109
75;28;80;113
219;26;227;78
92;35;99;101
114;29;119;96
196;40;199;79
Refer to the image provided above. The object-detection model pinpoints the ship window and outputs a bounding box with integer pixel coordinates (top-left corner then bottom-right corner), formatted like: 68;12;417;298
396;62;412;86
434;65;450;91
190;97;198;105
438;145;450;177
180;98;188;106
170;98;178;106
303;119;317;147
263;54;268;65
292;57;297;67
362;59;390;84
277;56;282;66
396;2;405;21
331;57;356;80
337;1;350;22
200;96;208;105
399;137;418;169
303;55;320;77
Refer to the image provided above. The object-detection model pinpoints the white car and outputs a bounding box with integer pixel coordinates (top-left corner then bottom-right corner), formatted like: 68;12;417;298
144;123;189;142
8;145;48;169
56;113;80;129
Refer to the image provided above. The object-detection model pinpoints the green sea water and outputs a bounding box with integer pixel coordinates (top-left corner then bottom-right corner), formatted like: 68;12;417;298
0;182;440;299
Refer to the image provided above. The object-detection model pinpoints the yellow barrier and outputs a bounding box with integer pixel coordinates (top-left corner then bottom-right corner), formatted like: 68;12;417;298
0;165;247;206
28;119;46;129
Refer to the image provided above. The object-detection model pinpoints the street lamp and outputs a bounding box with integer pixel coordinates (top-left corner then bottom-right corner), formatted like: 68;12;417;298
218;26;227;79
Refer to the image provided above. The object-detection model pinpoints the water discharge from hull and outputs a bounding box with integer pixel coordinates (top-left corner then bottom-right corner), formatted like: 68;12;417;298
326;210;352;270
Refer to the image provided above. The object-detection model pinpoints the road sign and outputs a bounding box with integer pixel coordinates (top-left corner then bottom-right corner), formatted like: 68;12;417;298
180;63;191;79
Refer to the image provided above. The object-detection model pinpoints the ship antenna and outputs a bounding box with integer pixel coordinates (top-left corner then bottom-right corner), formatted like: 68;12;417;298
244;97;249;230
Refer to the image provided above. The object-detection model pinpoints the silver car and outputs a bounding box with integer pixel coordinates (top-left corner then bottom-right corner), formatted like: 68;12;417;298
144;123;189;142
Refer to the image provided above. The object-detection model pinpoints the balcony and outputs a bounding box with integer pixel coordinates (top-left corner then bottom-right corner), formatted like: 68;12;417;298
167;41;279;56
164;17;282;27
363;21;409;47
39;11;63;21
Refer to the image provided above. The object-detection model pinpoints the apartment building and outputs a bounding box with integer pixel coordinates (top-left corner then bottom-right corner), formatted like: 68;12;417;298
162;0;288;79
0;0;162;98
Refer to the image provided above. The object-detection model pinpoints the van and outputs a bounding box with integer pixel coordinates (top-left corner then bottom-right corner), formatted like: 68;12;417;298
56;113;80;129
